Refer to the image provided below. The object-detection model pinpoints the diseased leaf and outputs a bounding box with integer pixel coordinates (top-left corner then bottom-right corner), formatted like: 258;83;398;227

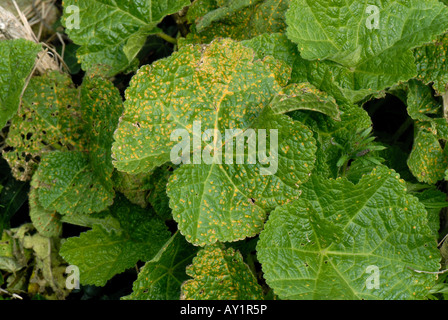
3;72;83;181
31;75;122;215
414;33;448;95
59;195;170;286
62;0;190;76
184;0;289;44
123;232;198;300
167;106;316;245
0;39;41;129
406;80;442;122
257;166;440;300
113;39;316;245
181;244;263;300
408;127;448;184
33;151;111;214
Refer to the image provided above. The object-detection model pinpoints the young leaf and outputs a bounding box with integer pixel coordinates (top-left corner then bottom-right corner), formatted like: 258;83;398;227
268;83;341;121
112;171;151;208
181;244;263;300
62;0;190;76
29;188;61;238
257;166;440;300
59;195;171;286
146;164;174;220
0;39;41;129
123;232;198;300
289;104;373;178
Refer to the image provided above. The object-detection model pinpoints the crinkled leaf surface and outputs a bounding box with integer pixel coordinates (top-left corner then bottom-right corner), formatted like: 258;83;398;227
181;244;263;300
184;0;289;44
411;187;446;238
0;39;41;129
289;104;373;178
406;80;442;122
123;232;198;300
3;72;83;181
286;0;448;66
414;33;448;95
407;127;448;184
62;0;190;76
32;75;122;215
285;1;448;103
167;106;316;246
112;170;151;208
59;195;170;286
242;33;384;104
257;166;440;300
269;83;340;121
113;39;316;245
405;80;448;184
29;188;61;238
146;164;174;220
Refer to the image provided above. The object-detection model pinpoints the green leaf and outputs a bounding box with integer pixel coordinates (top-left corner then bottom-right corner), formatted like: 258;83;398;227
29;188;61;238
242;33;382;104
181;244;263;300
112;171;151;208
0;163;29;235
146;164;174;220
257;166;440;300
289;103;373;178
0;39;41;129
285;1;448;103
123;232;198;300
184;0;289;44
411;187;447;238
414;33;448;95
59;195;171;286
33;151;110;214
31;75;122;215
407;127;448;184
287;0;448;66
113;39;316;245
269;83;341;121
62;0;190;76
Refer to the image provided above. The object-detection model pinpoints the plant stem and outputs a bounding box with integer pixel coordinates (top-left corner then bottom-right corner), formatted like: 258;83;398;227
392;117;413;143
341;160;349;177
156;32;177;45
